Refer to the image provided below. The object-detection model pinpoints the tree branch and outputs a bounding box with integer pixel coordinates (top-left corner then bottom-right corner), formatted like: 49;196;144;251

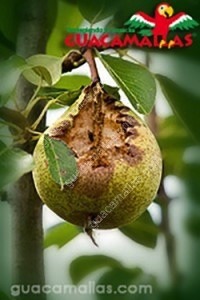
147;98;178;285
9;1;51;299
145;52;178;284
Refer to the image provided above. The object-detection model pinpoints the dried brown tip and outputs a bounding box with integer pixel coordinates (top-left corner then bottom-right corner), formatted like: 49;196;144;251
84;216;99;247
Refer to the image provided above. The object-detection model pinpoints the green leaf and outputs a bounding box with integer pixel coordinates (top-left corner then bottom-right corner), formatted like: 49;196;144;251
23;55;62;87
77;0;120;24
0;190;7;202
39;85;83;110
70;255;122;284
185;213;200;238
158;116;195;175
61;0;78;3
97;53;156;114
57;89;82;106
55;75;91;90
0;290;11;300
44;135;78;189
39;87;69;97
96;267;143;300
40;87;82;108
98;268;157;300
0;56;27;106
0;141;34;188
0;42;14;59
103;84;120;100
157;74;200;143
44;222;81;248
47;1;83;56
0;0;19;43
0;30;15;53
119;210;159;248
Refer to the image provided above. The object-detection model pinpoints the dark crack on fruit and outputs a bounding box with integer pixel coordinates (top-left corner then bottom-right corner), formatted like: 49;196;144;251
124;127;139;138
128;144;143;159
118;107;130;115
88;130;94;142
50;121;70;138
103;95;116;105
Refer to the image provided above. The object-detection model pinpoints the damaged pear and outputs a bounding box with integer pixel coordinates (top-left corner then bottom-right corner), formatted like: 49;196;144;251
33;82;162;229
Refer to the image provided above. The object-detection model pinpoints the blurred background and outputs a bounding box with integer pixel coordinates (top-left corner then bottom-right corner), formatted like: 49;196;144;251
1;1;200;300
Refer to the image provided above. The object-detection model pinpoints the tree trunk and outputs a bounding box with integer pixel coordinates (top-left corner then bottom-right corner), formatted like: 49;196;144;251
10;1;50;299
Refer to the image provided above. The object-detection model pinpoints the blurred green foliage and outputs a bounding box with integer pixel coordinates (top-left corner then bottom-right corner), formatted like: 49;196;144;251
119;210;159;248
44;222;81;248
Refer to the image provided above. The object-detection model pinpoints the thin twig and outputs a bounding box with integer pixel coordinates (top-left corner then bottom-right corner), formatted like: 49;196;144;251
27;128;42;136
29;76;43;103
31;99;57;130
23;96;48;118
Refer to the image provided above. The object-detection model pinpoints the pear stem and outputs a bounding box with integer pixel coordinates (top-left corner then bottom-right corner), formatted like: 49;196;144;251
84;216;99;247
83;48;100;83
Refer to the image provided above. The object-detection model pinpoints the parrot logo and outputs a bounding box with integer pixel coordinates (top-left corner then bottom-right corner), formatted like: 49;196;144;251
125;2;199;49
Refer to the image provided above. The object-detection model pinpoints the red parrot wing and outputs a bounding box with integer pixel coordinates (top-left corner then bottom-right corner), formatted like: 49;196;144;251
169;13;199;31
124;12;155;28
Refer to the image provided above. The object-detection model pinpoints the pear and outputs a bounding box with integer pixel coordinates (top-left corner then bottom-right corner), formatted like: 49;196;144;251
33;82;162;230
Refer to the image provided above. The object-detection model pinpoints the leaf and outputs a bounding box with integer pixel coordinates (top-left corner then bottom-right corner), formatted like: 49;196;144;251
43;135;78;189
0;0;58;50
0;141;34;188
0;42;14;59
70;255;122;284
0;29;15;53
0;290;11;300
119;210;159;248
96;267;143;300
46;0;59;38
0;56;27;106
44;222;81;248
185;213;200;238
39;87;69;97
97;268;157;300
0;190;7;202
0;0;19;43
77;0;120;24
157;74;200;143
61;0;78;3
56;89;82;106
39;85;83;110
55;75;91;90
158;115;195;175
40;87;82;108
97;53;156;114
23;55;62;87
103;84;120;100
46;0;83;56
